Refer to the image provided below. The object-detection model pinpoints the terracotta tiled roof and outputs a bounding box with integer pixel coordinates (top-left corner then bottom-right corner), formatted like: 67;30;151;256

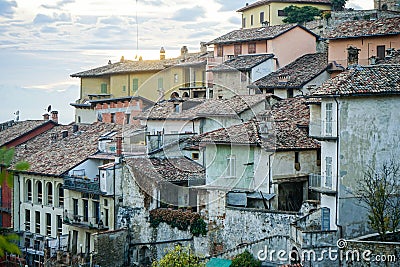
0;120;56;147
312;65;400;97
195;97;319;151
13;123;128;176
125;157;205;183
253;53;328;89
211;54;274;72
71;52;210;78
237;0;332;12
207;24;316;45
136;94;270;120
327;17;400;39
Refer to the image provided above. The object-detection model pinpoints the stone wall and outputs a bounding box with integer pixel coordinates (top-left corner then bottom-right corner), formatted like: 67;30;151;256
92;228;128;267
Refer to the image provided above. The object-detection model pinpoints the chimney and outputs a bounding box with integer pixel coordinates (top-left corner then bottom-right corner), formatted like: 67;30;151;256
73;124;79;133
120;56;125;62
51;111;58;123
116;136;123;157
108;60;112;65
181;46;188;56
62;130;68;138
43;113;50;120
278;75;289;83
160;47;166;60
200;42;207;53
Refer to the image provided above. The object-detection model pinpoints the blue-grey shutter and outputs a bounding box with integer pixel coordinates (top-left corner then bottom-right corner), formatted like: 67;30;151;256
321;207;330;231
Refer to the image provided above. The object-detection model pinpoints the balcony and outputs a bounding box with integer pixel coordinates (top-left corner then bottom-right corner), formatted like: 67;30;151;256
309;174;336;195
207;176;254;191
63;212;108;231
309;119;337;140
63;176;104;195
146;132;196;153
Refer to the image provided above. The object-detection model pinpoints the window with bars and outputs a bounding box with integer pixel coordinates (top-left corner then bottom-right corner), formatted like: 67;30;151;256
101;83;107;94
46;213;51;236
35;211;40;234
25;209;30;231
57;215;62;236
47;182;53;205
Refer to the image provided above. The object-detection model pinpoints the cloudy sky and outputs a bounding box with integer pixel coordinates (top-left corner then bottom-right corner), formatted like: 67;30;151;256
0;0;373;124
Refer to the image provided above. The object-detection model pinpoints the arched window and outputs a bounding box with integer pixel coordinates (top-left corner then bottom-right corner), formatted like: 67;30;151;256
46;182;53;205
170;92;180;99
26;179;32;202
182;92;189;98
36;181;42;204
57;184;64;208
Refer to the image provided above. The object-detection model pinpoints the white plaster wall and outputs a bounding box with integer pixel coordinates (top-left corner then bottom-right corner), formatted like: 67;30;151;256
75;108;97;124
320;195;337;231
251;58;275;82
146;119;200;134
272;150;319;178
68;159;101;179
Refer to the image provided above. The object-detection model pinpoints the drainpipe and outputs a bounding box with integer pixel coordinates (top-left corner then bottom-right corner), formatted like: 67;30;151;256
334;96;343;267
17;174;21;232
268;153;273;209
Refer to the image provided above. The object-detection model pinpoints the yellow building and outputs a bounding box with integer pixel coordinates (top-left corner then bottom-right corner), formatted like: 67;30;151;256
71;47;212;104
237;0;332;28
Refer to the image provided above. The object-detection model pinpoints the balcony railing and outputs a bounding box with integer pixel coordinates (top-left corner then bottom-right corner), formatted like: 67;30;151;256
63;176;104;195
63;212;108;230
309;174;336;194
309;120;337;139
208;176;254;190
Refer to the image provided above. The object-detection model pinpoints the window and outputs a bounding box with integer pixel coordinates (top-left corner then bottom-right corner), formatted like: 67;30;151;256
295;152;301;171
217;45;223;57
58;186;64;207
83;199;88;222
111;113;116;123
35;211;40;234
242;17;246;28
325;157;332;188
234;44;242;56
174;74;179;83
57;215;62;236
227;155;236;177
260;12;264;23
377;45;385;59
287;88;294;98
317;149;321;166
125;113;130;124
73;198;78;216
122;85;126;92
101;83;107;94
325;103;333;135
36;181;42;204
93;201;100;224
86;232;91;254
192;153;199;160
158;78;163;90
25;209;30;231
46;213;51;236
132;78;139;94
248;43;256;54
202;71;206;87
46;182;53;205
250;14;254;25
104;209;109;226
174;104;180;113
27;179;32;202
278;10;287;16
104;199;108;206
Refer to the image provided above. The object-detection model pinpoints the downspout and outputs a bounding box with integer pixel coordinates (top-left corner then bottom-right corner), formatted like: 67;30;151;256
17;174;20;232
334;96;343;266
268;153;273;209
113;163;117;230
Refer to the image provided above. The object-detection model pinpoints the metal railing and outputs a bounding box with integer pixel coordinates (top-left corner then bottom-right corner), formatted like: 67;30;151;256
63;212;108;230
63;176;103;194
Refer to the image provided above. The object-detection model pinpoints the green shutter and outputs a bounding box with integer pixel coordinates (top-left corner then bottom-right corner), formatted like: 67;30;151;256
122;85;126;92
132;79;139;93
101;83;107;94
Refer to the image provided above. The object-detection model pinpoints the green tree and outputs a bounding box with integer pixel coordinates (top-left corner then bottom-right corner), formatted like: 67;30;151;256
0;147;30;256
332;0;347;11
355;160;400;241
282;5;322;24
231;250;261;267
152;245;205;267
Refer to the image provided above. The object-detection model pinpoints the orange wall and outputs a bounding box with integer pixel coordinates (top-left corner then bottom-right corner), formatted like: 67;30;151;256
328;35;400;67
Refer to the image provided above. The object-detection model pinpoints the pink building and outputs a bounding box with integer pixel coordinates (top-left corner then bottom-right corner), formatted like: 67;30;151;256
327;17;400;68
207;23;318;69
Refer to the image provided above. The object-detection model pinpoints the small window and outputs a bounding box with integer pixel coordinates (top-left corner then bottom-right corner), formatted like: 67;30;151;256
46;213;51;236
73;198;78;216
25;209;30;231
325;157;333;188
248;43;256;54
174;104;180;113
174;74;179;83
192;153;199;160
26;179;32;202
250;15;254;25
46;182;53;205
217;45;223;57
126;113;130;124
57;215;62;235
278;10;287;17
260;12;264;23
377;45;385;60
58;186;64;208
227;155;236;177
104;209;109;226
287;89;294;98
83;199;88;222
132;78;139;93
317;149;321;166
101;83;107;94
111;113;116;123
325;103;333;135
35;211;40;234
242;17;246;28
158;78;163;90
37;181;42;204
104;199;108;206
295;152;301;171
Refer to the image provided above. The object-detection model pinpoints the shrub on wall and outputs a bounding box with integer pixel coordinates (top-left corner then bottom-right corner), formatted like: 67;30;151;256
231;250;261;267
149;209;207;237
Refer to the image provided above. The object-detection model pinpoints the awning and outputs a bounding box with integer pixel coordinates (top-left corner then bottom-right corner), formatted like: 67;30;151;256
206;258;232;267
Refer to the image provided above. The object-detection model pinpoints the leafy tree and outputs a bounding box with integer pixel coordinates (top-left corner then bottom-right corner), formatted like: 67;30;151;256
332;0;347;11
282;5;322;24
0;147;30;256
152;245;205;267
355;160;400;241
231;250;261;267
